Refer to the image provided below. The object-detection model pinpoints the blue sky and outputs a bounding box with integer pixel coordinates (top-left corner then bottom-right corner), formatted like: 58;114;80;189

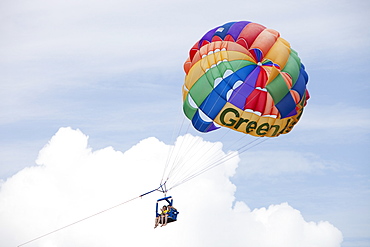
1;0;369;246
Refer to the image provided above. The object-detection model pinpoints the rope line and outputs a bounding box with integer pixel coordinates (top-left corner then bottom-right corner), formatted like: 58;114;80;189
17;188;163;247
159;109;270;191
161;115;187;184
168;137;269;190
160;106;271;193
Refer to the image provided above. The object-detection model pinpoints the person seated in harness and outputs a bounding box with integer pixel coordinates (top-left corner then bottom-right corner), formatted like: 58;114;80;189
161;205;178;227
154;205;169;228
168;205;177;214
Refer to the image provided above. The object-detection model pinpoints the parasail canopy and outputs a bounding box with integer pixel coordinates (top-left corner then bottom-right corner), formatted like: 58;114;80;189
183;21;309;137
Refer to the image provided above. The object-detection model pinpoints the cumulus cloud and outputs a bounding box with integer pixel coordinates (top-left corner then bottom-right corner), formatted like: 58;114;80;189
0;127;342;247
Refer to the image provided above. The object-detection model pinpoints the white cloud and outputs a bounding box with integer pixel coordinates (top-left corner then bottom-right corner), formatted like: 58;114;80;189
0;127;342;247
235;150;336;177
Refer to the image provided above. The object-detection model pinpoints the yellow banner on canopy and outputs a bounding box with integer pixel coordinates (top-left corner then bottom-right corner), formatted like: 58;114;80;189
214;102;303;137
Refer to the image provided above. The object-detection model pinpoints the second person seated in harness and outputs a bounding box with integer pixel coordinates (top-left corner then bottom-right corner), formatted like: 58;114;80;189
161;205;177;226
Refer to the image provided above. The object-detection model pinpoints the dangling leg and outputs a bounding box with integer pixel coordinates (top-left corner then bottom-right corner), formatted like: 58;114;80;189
154;216;160;228
160;215;165;226
161;214;168;226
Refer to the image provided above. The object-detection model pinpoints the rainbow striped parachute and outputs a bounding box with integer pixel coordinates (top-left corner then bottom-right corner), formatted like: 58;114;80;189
183;21;309;137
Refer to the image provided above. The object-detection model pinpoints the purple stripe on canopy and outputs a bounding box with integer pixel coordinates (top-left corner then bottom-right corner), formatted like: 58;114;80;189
228;83;254;109
198;27;219;48
228;67;260;109
226;21;251;40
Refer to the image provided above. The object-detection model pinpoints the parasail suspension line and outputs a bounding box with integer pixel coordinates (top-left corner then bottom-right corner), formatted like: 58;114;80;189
18;184;168;247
